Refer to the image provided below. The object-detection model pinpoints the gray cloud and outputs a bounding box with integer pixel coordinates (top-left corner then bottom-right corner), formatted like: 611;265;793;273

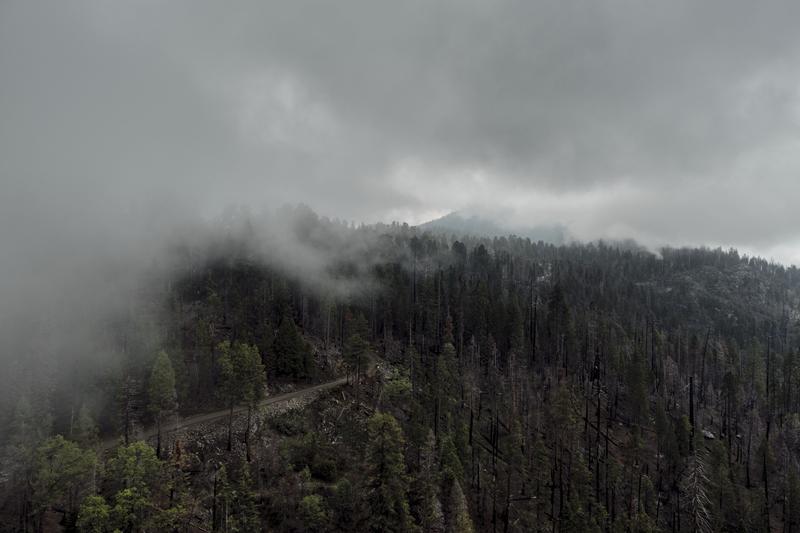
2;0;800;310
5;0;800;404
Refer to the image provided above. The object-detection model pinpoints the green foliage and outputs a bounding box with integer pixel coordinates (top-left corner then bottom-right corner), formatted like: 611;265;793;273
216;340;265;408
411;431;444;533
439;435;463;486
15;214;800;532
299;494;330;532
436;342;459;432
77;495;111;533
73;403;99;447
445;479;473;533
147;350;177;456
329;477;367;531
366;412;411;532
101;441;171;531
148;350;177;417
344;314;371;378
561;499;602;533
229;464;260;533
111;486;152;532
676;414;693;457
383;372;413;407
284;431;339;482
273;314;313;378
9;393;52;466
32;435;97;518
107;441;162;495
169;348;190;406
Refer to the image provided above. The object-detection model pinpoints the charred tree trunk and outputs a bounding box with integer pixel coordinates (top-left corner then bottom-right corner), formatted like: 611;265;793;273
156;416;162;459
245;405;253;462
700;329;710;406
226;404;234;452
689;376;695;454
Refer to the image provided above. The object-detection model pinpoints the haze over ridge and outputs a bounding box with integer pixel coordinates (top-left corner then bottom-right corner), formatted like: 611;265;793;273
2;0;800;366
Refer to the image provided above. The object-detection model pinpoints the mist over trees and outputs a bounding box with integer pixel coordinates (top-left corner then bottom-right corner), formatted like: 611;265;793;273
6;0;800;530
2;206;800;531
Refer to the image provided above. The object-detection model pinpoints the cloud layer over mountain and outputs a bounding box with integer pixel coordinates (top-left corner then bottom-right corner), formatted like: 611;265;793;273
3;0;800;276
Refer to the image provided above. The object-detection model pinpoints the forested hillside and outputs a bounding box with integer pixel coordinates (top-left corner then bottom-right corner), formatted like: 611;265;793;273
3;207;800;532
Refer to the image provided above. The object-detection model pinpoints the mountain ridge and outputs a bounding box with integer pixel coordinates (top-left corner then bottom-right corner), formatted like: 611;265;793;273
416;211;568;245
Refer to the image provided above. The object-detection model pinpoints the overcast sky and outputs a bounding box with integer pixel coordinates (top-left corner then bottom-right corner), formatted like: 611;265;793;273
3;0;800;267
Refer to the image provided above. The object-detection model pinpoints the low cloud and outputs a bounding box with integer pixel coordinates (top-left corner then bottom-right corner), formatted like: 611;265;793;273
2;0;800;389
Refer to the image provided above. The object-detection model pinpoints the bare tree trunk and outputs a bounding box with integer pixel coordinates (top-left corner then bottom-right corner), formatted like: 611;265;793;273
212;470;219;531
226;404;234;452
156;416;162;458
690;376;695;453
245;405;252;462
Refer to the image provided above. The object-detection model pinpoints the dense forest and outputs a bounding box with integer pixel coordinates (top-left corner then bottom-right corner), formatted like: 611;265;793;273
3;206;800;532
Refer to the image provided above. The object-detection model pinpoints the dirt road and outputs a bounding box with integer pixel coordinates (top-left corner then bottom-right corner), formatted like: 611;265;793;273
103;376;348;451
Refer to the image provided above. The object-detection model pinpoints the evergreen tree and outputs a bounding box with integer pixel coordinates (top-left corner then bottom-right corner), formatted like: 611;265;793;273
147;350;177;458
8;393;52;531
107;440;163;497
436;341;459;433
299;494;330;532
344;313;371;403
169;349;191;407
77;495;111;533
330;477;367;531
366;412;411;532
681;449;713;533
273;314;312;378
231;464;260;532
446;479;473;533
31;435;97;528
412;430;445;532
73;403;99;448
107;441;164;531
235;343;266;461
216;341;265;453
439;435;464;487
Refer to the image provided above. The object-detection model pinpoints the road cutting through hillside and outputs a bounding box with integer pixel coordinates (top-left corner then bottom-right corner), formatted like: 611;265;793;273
102;376;349;451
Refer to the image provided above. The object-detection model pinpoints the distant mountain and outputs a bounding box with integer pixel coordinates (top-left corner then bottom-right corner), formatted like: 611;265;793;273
417;211;567;244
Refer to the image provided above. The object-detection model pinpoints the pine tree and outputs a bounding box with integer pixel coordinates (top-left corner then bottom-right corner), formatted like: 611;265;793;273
231;464;260;532
345;313;371;402
31;435;97;528
299;494;330;532
147;350;177;458
682;449;713;533
240;342;266;462
436;341;459;434
440;436;464;487
77;495;111;533
412;430;445;532
216;341;265;454
169;349;191;407
273;314;312;378
366;412;411;532
9;394;53;532
107;441;164;531
330;477;367;530
73;403;99;448
446;479;474;533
